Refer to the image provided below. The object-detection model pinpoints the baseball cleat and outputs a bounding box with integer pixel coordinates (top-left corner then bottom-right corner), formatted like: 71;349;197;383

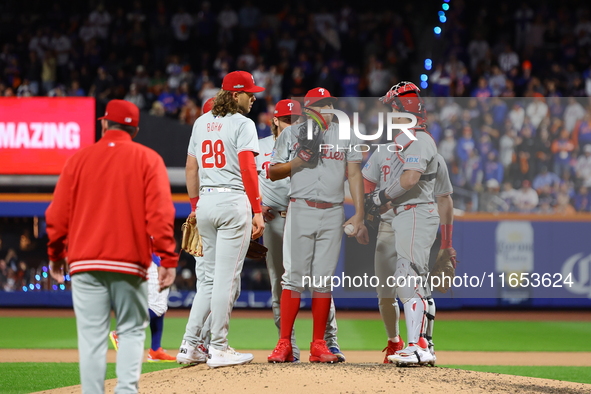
109;331;119;351
382;336;405;363
387;343;435;366
176;340;207;365
428;343;436;366
268;339;294;363
328;346;346;362
148;347;176;362
309;340;338;363
206;346;254;368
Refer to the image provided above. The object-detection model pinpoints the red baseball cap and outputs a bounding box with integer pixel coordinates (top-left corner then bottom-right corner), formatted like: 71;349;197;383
304;87;338;107
202;97;215;113
221;71;265;93
273;99;302;117
98;99;140;127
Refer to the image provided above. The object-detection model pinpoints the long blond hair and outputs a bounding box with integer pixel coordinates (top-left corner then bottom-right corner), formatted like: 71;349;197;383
211;90;244;117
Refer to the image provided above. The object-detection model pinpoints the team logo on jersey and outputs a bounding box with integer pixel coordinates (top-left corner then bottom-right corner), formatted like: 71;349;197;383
363;161;371;170
405;155;420;164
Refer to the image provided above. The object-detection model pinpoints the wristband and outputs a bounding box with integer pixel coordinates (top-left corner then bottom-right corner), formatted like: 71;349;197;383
190;196;199;212
384;179;409;200
441;224;453;249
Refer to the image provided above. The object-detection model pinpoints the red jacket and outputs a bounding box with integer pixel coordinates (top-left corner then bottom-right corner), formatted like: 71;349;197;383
46;129;178;278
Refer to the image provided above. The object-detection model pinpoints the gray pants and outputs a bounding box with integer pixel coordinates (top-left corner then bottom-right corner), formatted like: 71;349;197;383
190;191;251;350
182;255;212;348
72;271;148;394
375;220;400;339
282;199;345;293
280;199;342;348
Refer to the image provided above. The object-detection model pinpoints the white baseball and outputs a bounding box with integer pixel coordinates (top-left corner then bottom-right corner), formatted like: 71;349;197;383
344;224;355;235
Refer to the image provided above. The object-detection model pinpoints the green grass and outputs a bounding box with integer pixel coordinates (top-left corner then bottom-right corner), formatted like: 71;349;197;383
442;365;591;385
0;362;179;394
2;317;591;352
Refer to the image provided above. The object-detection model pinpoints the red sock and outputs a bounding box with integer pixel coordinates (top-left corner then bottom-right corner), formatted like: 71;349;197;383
312;292;332;341
280;289;301;340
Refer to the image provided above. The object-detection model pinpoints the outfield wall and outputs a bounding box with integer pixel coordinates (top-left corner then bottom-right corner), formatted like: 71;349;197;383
1;197;590;309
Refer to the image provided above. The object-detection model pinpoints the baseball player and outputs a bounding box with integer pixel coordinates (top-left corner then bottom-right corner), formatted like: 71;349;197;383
258;99;343;362
176;97;216;365
109;255;176;362
267;87;367;363
46;99;177;393
363;149;455;364
181;70;265;368
367;82;440;366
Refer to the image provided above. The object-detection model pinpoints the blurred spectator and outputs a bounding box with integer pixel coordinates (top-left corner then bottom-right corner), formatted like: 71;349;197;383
574;186;591;211
171;6;193;53
368;61;391;96
472;77;493;98
89;66;113;105
89;3;111;40
256;112;271;138
157;84;180;117
438;129;456;163
532;166;561;194
499;126;517;170
41;51;57;95
551;129;575;177
563;98;586;134
66;80;85;96
554;192;576;215
575;144;591;187
498;44;519;73
149;101;165;116
456;126;476;164
525;94;548;130
218;4;239;45
483;151;504;184
513;179;539;212
179;98;200;125
500;181;518;211
479;179;510;213
124;83;146;110
572;113;591;148
342;67;360;97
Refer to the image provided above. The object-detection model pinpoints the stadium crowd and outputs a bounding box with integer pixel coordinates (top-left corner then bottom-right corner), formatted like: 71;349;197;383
1;0;591;216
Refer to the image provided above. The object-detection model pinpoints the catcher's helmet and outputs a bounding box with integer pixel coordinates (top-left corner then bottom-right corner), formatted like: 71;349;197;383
380;81;427;124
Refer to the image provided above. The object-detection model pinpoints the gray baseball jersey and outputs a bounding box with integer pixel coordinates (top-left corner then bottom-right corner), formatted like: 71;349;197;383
257;135;290;211
188;112;259;189
390;131;438;206
433;154;453;197
271;122;362;204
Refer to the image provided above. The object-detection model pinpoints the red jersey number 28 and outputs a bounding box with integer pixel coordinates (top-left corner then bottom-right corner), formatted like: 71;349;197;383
202;140;227;168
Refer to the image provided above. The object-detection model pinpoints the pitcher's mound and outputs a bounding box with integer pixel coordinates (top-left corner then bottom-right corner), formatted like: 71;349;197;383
36;363;591;394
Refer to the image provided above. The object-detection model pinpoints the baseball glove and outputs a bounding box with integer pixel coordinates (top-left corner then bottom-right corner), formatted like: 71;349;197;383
181;216;203;257
246;239;268;260
295;108;326;166
430;248;457;293
364;192;381;231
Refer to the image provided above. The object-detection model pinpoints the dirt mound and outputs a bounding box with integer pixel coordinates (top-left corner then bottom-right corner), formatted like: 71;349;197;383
34;362;591;394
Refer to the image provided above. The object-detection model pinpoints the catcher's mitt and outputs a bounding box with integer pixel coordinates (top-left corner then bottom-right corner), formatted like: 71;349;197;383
364;192;381;231
181;216;203;257
430;248;457;293
246;239;268;260
295;108;326;166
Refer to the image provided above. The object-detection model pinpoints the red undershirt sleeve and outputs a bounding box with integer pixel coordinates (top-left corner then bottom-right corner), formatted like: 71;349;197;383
238;151;262;213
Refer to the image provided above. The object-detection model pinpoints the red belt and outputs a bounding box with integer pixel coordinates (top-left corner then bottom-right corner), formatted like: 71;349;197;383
393;202;433;215
290;198;341;209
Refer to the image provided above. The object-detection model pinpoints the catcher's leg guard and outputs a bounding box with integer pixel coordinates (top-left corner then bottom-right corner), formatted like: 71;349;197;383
395;258;427;346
